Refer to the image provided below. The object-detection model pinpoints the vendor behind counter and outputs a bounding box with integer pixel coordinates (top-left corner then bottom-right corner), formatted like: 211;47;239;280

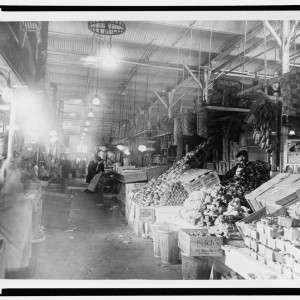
221;150;249;183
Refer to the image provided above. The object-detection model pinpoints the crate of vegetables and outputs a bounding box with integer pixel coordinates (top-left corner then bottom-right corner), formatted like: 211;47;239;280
178;228;224;257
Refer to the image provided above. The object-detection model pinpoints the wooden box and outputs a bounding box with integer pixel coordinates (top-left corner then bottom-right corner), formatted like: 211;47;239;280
285;241;295;254
275;237;286;252
274;262;283;274
245;173;300;211
135;205;155;222
284;227;300;241
274;251;284;264
250;228;259;240
257;222;265;235
258;243;267;256
250;250;258;260
259;233;268;245
265;247;275;261
184;171;220;194
284;254;295;269
290;245;300;261
178;228;224;257
258;254;266;264
218;161;230;175
250;239;259;252
277;216;300;228
244;236;251;248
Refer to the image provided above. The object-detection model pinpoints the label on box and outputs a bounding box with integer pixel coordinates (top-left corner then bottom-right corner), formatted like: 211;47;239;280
178;229;223;257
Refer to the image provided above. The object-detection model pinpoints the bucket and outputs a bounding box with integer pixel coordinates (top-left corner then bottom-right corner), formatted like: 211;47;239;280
29;235;45;278
181;251;213;280
158;226;179;264
150;223;173;258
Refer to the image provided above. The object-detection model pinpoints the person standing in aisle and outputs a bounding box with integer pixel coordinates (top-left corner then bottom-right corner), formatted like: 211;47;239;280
61;155;72;180
84;156;105;193
86;155;98;184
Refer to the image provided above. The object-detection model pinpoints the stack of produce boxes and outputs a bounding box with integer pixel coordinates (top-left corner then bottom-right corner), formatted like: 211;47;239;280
238;204;300;279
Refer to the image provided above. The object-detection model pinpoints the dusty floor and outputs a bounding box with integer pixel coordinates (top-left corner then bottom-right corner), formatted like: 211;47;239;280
35;179;183;280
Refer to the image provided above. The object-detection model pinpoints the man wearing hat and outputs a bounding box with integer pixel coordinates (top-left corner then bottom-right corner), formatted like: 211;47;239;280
221;150;248;182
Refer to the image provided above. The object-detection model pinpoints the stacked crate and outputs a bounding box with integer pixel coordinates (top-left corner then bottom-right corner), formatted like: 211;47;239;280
280;72;300;116
218;136;230;175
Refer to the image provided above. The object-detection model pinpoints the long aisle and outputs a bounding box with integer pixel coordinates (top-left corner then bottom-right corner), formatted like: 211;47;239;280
35;182;182;280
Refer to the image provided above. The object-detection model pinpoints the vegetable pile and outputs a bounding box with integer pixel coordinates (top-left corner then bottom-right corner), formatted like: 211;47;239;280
221;160;270;206
180;161;270;238
131;142;208;207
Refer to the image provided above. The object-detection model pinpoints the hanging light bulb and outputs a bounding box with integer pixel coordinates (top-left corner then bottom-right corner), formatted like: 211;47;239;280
82;132;86;136
92;95;101;106
103;54;116;68
88;109;94;118
85;121;90;126
289;129;296;135
102;37;116;69
138;145;147;152
84;127;88;132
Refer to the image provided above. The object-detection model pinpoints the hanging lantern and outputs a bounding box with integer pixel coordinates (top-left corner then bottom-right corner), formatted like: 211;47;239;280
88;21;126;36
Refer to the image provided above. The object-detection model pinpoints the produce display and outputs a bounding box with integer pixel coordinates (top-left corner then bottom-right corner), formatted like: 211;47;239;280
221;160;270;206
180;160;270;238
251;99;277;152
131;141;209;207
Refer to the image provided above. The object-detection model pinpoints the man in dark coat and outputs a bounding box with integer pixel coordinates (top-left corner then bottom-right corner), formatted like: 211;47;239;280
86;155;98;184
61;155;71;179
221;150;248;183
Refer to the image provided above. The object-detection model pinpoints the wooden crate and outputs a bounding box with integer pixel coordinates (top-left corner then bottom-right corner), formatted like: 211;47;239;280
184;171;220;194
245;173;300;211
236;205;287;240
178;228;223;257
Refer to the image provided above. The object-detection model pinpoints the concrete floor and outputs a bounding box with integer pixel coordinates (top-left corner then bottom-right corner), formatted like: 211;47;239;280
35;179;183;280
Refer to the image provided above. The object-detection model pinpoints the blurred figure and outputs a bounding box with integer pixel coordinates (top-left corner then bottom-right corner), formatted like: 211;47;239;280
60;155;71;180
86;155;98;184
85;156;105;193
70;160;78;178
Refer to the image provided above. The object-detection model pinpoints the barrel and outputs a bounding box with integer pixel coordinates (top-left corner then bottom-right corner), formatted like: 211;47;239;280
150;223;173;258
181;251;213;280
158;227;179;264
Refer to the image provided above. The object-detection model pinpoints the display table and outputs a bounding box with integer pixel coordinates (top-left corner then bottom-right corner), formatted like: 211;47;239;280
213;245;288;280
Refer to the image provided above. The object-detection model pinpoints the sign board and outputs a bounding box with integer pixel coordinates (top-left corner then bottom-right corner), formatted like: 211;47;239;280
178;228;223;257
